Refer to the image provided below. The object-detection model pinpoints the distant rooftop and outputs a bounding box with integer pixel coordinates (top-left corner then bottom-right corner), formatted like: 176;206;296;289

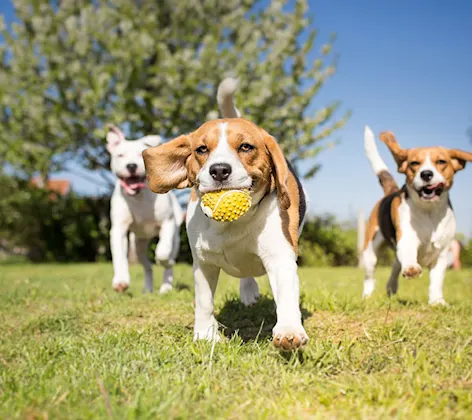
30;178;71;196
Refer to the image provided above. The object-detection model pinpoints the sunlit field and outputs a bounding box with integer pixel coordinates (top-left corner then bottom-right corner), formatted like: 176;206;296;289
1;263;471;419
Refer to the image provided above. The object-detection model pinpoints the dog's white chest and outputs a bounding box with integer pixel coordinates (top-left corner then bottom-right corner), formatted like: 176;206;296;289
401;199;456;267
111;185;174;238
186;200;272;278
193;222;266;278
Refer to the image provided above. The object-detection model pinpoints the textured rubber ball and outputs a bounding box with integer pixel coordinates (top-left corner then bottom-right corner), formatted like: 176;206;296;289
200;189;251;222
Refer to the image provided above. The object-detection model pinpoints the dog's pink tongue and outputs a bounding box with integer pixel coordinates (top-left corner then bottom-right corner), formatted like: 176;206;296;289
129;181;146;190
119;179;146;195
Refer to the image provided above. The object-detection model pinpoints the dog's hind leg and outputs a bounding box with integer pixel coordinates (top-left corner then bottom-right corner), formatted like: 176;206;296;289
170;223;181;265
386;258;401;297
362;230;384;299
240;277;260;306
135;237;153;293
155;218;178;294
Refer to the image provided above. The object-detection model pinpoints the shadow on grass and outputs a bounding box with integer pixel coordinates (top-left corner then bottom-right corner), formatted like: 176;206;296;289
217;295;312;343
174;283;191;291
391;297;422;307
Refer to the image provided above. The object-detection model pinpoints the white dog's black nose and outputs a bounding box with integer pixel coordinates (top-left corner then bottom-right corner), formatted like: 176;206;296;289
210;163;232;182
126;163;138;174
420;170;434;182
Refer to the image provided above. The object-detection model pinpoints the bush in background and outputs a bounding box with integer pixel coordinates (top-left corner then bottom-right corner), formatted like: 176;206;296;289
460;239;472;267
0;174;110;262
298;215;357;267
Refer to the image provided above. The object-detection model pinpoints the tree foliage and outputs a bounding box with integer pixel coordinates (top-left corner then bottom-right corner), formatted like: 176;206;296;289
0;0;349;181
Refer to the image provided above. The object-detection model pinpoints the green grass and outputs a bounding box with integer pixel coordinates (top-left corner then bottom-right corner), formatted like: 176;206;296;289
1;263;472;419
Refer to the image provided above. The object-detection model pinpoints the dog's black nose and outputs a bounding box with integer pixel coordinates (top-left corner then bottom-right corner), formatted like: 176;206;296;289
209;163;232;182
420;170;434;182
126;163;138;174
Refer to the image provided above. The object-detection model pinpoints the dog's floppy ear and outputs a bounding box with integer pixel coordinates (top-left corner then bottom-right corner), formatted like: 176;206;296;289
140;135;162;148
142;135;192;193
448;149;472;172
380;131;409;173
263;133;291;210
106;125;125;153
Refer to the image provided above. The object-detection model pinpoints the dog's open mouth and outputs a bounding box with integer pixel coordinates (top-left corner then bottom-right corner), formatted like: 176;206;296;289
418;182;444;201
119;176;146;195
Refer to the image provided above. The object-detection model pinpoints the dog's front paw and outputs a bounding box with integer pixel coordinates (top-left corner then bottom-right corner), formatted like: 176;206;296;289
429;297;449;306
159;283;173;294
193;320;220;342
402;264;422;279
112;277;130;292
272;324;309;351
240;277;260;306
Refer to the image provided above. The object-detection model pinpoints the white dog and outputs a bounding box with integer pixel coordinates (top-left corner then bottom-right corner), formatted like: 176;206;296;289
142;79;309;351
107;125;184;294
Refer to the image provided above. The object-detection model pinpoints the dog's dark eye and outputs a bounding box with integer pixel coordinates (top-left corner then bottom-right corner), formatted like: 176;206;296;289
239;143;255;153
117;154;125;158
195;145;209;155
437;159;447;165
410;161;420;167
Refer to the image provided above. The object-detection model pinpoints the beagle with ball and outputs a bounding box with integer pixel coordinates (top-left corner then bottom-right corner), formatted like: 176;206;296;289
362;126;472;304
143;117;308;351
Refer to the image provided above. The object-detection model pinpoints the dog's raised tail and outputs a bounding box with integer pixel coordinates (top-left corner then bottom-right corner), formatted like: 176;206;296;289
364;125;399;195
217;77;241;118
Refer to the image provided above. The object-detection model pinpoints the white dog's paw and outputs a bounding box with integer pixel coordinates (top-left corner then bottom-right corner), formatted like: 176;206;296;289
159;283;173;294
240;277;260;306
362;290;373;299
402;263;422;279
112;277;130;293
362;279;375;299
193;320;220;342
429;298;449;306
272;323;309;351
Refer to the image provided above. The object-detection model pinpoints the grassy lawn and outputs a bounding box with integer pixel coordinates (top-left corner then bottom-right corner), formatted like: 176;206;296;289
0;263;471;419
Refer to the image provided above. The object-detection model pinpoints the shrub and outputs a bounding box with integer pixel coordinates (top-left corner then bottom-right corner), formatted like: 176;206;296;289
298;215;358;267
461;239;472;267
0;174;110;262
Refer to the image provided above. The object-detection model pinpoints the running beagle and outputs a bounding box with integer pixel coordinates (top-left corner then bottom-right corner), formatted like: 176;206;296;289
361;126;472;304
142;117;308;350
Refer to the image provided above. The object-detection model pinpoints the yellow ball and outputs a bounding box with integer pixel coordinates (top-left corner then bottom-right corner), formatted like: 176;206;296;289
200;189;252;222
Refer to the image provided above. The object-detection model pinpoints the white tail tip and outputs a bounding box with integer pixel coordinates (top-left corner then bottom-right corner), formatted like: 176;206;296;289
217;77;241;118
364;125;388;174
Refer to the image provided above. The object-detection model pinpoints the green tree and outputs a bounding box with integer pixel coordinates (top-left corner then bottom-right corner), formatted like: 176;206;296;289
0;0;349;182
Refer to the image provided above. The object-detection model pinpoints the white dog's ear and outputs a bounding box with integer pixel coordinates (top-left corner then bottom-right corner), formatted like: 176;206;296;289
140;135;162;148
106;125;125;153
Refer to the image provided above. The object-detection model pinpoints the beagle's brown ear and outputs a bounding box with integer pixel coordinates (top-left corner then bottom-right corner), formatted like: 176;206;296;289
448;149;472;172
380;131;409;173
263;133;291;210
142;135;192;193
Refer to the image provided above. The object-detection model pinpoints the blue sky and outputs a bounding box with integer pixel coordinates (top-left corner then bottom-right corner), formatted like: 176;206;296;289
302;0;472;234
2;1;471;233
